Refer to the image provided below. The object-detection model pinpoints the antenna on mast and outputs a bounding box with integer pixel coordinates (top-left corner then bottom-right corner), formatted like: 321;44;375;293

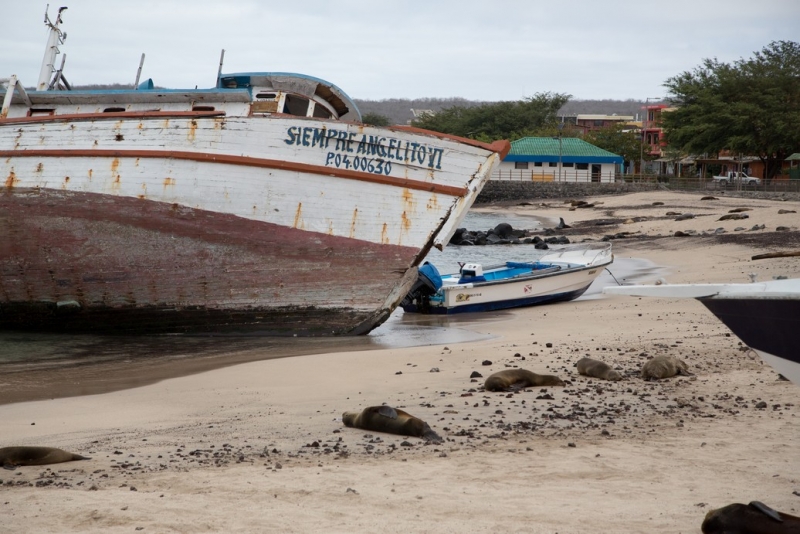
134;53;146;89
216;49;225;87
37;5;68;91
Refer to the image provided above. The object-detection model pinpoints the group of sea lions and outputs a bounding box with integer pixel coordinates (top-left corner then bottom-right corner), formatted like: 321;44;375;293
338;356;794;532
482;354;692;391
342;355;694;443
578;355;693;381
2;354;784;533
340;355;693;445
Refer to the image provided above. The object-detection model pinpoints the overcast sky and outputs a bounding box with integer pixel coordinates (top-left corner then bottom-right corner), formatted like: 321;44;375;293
2;0;798;101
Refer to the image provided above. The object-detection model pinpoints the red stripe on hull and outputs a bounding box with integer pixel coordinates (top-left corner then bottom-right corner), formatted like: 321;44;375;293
0;189;419;335
0;149;469;198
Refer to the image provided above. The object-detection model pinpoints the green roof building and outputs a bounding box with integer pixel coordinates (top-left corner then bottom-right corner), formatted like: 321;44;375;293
496;137;623;183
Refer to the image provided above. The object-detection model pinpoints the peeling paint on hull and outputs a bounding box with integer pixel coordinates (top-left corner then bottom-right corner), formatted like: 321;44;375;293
0;189;418;335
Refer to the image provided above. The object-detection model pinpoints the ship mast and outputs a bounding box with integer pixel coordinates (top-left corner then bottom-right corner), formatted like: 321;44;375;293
37;5;68;91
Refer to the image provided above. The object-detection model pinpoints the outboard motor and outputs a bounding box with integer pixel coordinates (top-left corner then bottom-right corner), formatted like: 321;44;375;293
400;262;442;312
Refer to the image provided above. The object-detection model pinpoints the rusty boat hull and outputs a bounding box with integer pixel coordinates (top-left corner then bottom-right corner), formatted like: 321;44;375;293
1;186;423;335
1;68;507;335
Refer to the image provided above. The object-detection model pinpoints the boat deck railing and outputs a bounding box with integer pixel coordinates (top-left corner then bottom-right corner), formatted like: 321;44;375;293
1;76;31;119
539;242;613;264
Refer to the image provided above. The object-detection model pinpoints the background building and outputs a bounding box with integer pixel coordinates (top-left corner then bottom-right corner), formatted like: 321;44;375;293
495;137;623;182
575;114;634;135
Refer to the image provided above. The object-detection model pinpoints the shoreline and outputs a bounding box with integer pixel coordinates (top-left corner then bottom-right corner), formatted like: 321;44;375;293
0;313;502;406
2;190;799;533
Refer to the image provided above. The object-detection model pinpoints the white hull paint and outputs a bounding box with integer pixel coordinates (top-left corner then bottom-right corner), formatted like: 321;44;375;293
1;115;501;249
755;349;800;387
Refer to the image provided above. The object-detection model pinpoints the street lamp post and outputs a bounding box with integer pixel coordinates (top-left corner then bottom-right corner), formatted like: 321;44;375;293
556;122;564;182
639;123;644;181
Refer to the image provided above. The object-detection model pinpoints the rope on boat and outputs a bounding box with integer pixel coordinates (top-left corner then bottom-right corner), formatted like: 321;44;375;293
604;267;623;286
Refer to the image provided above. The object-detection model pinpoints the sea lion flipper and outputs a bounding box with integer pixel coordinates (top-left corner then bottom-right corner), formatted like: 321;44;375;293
422;425;443;444
3;464;17;471
507;382;527;392
376;406;398;419
749;501;783;522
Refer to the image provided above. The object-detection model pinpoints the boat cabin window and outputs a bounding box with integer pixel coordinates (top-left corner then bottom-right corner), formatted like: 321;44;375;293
103;107;126;113
28;108;55;116
514;162;529;170
282;94;309;117
251;92;279;114
312;102;333;119
192;105;215;111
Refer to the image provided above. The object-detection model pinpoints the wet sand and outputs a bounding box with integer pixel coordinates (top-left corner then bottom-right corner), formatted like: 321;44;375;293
1;191;799;533
0;317;498;404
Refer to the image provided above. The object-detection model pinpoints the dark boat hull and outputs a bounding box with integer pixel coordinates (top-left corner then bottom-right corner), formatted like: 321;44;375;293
699;297;800;384
0;189;418;335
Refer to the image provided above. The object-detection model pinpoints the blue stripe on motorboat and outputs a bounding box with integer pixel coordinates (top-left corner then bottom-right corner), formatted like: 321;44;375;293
400;285;591;315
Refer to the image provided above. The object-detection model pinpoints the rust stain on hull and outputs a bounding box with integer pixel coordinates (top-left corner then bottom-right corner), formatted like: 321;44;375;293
381;222;389;244
349;208;358;238
187;119;197;142
5;170;17;188
293;202;303;229
401;211;411;233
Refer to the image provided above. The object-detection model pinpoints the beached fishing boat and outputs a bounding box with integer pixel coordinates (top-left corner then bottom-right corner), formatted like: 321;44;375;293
401;243;613;314
604;278;800;386
0;8;508;335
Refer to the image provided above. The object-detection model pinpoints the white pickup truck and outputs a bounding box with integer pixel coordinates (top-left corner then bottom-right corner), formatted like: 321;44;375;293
712;171;761;186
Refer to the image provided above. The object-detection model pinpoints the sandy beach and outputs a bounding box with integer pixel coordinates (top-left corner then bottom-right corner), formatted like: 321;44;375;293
2;190;799;533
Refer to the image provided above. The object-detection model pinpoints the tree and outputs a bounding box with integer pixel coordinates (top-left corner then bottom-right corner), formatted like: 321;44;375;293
583;123;643;168
410;92;571;142
360;112;392;127
663;40;800;180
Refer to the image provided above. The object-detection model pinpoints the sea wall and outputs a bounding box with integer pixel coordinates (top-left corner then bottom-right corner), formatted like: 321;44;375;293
474;181;660;203
474;181;800;203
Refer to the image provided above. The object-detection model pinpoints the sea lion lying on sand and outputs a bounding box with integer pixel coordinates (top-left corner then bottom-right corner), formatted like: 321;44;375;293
702;501;800;534
484;369;565;392
576;357;622;381
641;355;693;380
0;446;90;469
342;406;442;443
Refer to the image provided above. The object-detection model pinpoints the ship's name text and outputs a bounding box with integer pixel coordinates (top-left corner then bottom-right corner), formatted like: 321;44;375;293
284;126;444;171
